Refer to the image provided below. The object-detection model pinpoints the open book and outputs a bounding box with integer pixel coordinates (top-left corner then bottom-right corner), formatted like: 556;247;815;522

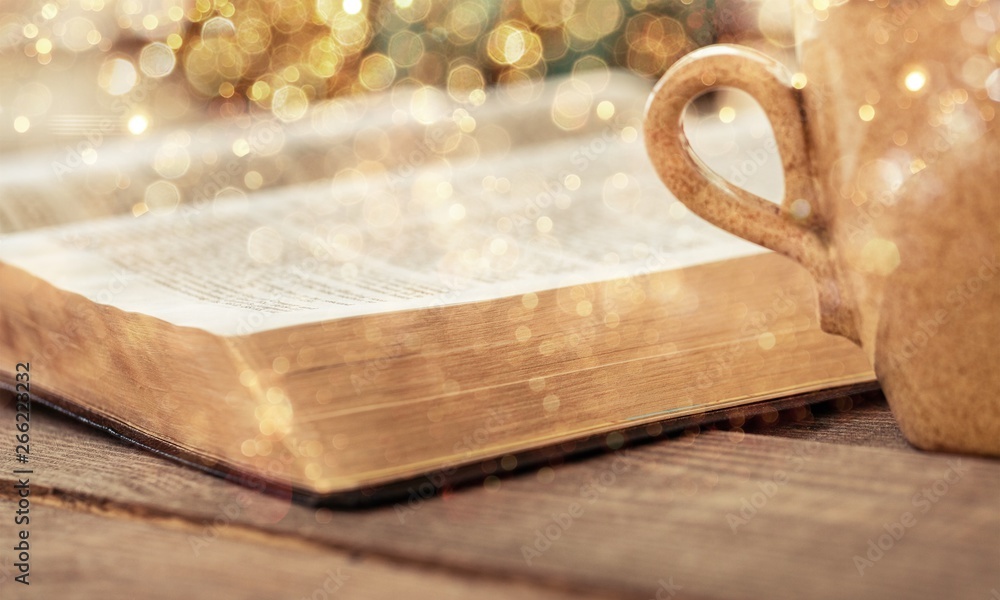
0;70;874;503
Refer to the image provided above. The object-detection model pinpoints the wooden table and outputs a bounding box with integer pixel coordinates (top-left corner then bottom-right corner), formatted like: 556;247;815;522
1;389;997;599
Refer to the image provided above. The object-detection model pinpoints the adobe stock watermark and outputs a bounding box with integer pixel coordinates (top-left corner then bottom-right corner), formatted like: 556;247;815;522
725;135;778;189
647;577;683;600
348;341;405;395
0;11;57;55
885;254;997;370
698;288;798;390
348;278;474;395
649;577;684;600
520;448;634;566
394;408;508;523
188;486;266;557
868;0;919;41
844;127;961;245
297;567;350;600
174;119;283;229
187;457;295;557
852;459;969;576
20;252;132;369
528;240;716;359
383;121;455;193
726;440;823;533
506;111;639;234
50;73;164;179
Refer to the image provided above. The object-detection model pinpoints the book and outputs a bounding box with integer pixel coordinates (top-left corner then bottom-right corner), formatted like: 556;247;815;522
0;70;874;504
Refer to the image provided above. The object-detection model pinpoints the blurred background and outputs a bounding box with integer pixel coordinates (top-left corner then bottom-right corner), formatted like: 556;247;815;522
0;0;794;150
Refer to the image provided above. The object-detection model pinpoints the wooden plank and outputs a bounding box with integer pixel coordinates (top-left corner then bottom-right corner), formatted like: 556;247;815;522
0;501;592;600
1;394;997;599
746;390;912;449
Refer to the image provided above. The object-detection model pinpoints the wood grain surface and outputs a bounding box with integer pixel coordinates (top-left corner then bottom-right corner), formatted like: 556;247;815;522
1;390;997;599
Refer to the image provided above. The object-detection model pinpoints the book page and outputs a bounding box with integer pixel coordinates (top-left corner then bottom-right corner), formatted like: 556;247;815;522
0;70;650;233
0;76;779;336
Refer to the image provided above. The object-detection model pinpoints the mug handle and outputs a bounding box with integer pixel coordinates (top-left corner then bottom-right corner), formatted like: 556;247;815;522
644;44;856;341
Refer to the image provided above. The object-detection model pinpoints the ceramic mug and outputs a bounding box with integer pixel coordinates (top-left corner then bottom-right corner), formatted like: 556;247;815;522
644;0;999;454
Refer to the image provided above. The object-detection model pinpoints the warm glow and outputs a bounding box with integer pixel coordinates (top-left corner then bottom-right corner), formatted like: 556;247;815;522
904;70;927;92
97;58;138;96
127;115;148;135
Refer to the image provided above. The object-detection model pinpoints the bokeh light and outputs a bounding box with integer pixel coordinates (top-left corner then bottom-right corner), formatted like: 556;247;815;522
140;41;177;77
97;57;138;95
0;0;720;118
